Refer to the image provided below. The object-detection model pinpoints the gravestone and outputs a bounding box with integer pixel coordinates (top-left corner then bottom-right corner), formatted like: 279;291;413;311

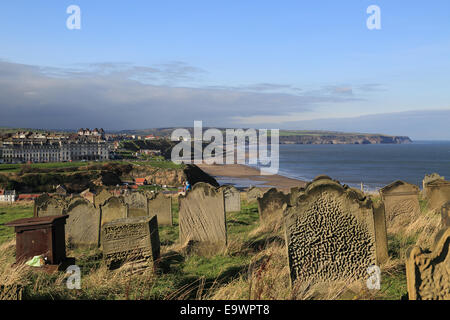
257;188;289;220
423;178;450;211
221;186;241;213
124;191;149;218
284;176;388;285
35;194;66;217
406;227;450;300
94;189;114;207
101;216;160;269
246;187;265;204
441;202;450;227
422;173;444;196
379;181;421;229
148;193;173;226
289;186;303;206
65;197;101;247
179;182;227;245
100;197;128;226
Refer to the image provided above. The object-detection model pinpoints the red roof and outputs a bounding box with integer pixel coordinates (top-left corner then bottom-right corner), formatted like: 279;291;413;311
18;194;41;200
135;178;147;183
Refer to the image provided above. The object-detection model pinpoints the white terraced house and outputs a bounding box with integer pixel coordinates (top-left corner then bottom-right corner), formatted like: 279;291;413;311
0;140;110;163
0;190;17;203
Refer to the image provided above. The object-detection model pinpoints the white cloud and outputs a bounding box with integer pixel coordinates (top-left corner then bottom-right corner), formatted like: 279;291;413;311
0;60;364;130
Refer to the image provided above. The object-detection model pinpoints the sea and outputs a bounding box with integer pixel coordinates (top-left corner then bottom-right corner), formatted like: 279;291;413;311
218;141;450;191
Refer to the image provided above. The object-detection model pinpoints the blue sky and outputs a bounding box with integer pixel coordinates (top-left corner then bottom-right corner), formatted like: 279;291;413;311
0;1;449;139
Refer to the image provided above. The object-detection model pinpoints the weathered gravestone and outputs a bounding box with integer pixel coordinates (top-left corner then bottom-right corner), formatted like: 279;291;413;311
289;186;303;206
65;197;101;247
405;227;450;300
148;193;173;226
221;186;241;213
441;201;450;228
100;197;128;226
179;182;227;245
124;191;148;218
257;188;289;220
423;178;450;211
94;189;114;207
101;216;160;269
379;181;421;229
246;187;265;204
34;194;67;217
284;175;388;284
422;173;444;196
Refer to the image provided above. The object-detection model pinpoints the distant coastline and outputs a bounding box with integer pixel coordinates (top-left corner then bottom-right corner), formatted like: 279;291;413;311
278;133;412;145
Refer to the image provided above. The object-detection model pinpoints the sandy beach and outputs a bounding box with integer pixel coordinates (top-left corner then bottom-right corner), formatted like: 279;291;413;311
197;163;307;191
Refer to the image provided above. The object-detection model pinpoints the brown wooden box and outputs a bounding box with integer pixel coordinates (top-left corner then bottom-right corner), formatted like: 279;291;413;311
5;215;68;265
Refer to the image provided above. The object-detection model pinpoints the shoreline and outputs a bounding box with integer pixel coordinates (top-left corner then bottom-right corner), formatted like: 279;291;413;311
197;163;307;191
197;163;379;195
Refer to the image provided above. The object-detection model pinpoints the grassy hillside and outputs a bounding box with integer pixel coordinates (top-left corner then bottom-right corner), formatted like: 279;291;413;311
0;195;442;300
0;161;184;193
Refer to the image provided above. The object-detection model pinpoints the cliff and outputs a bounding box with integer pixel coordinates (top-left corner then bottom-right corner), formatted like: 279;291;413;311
278;133;412;145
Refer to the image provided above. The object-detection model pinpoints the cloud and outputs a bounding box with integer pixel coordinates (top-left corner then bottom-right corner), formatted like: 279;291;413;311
0;60;360;130
270;110;450;140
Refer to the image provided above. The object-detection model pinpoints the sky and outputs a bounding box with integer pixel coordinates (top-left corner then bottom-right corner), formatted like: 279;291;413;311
0;1;449;139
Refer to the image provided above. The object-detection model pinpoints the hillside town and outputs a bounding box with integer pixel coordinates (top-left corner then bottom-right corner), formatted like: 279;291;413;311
0;128;171;165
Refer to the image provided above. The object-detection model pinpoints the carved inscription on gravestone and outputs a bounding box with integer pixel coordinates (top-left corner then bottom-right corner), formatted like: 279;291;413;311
101;216;160;268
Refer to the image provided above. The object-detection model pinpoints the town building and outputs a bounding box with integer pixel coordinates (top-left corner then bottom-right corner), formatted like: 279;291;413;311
0;190;17;202
17;194;41;201
0;139;109;163
135;178;148;186
77;128;105;139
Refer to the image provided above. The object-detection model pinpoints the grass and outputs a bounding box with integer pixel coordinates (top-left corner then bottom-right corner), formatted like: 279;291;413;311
0;161;105;173
131;160;183;170
0;203;34;244
0;159;182;174
0;193;444;300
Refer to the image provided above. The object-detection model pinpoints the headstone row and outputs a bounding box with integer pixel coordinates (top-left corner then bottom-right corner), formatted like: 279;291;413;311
34;189;172;248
